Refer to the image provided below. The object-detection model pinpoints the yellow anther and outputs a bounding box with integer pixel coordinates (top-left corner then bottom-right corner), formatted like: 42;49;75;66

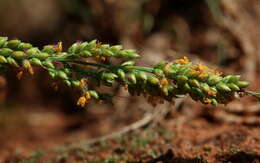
160;78;169;85
175;56;190;65
203;98;212;104
190;63;222;77
28;66;34;75
23;60;34;75
80;79;87;88
123;84;128;90
77;96;87;107
208;89;217;96
16;71;23;80
85;92;91;100
56;41;63;53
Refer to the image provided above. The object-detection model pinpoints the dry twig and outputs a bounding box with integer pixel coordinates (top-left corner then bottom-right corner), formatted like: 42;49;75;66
52;99;184;151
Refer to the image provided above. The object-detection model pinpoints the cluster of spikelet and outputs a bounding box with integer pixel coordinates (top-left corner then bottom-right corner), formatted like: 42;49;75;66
0;37;257;107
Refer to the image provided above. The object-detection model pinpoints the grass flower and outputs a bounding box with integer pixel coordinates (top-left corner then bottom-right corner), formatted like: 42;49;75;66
0;36;258;107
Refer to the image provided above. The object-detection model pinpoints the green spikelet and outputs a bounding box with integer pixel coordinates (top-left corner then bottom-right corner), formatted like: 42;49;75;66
7;40;21;49
30;58;42;66
148;76;159;85
117;69;126;81
42;60;55;69
42;45;55;54
0;56;7;63
12;51;26;59
7;57;19;67
0;48;13;57
0;37;7;47
236;81;249;88
89;90;99;99
128;73;137;84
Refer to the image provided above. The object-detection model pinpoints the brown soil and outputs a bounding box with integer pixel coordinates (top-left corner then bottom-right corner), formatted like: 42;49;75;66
1;97;260;163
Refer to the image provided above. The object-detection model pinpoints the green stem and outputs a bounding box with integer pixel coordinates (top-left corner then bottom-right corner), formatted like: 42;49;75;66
133;66;154;73
49;57;113;69
245;91;260;100
49;57;155;73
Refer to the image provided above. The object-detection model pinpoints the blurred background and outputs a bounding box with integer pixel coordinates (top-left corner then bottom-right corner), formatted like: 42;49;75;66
0;0;260;161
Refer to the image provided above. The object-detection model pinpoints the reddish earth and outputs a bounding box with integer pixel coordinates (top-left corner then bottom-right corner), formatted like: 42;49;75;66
0;96;260;162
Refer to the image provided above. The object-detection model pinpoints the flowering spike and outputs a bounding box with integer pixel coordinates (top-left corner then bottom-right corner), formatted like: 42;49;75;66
0;37;257;107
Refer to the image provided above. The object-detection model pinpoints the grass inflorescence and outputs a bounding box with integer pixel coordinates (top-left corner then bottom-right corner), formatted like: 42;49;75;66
0;36;258;107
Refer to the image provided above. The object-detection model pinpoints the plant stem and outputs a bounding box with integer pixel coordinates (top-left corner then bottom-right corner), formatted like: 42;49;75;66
50;57;155;73
133;66;154;73
49;58;113;69
245;91;260;100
